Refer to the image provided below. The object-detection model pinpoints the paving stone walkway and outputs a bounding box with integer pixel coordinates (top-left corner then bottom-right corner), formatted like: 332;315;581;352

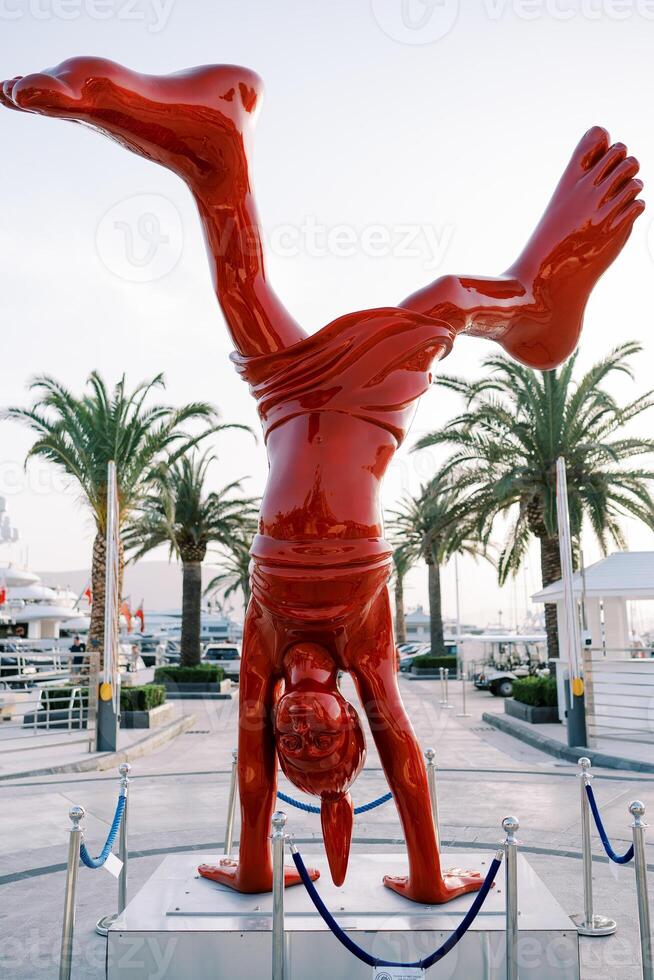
1;678;652;978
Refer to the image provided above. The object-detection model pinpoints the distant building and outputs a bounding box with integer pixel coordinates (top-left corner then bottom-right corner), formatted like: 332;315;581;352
404;605;481;643
405;605;430;642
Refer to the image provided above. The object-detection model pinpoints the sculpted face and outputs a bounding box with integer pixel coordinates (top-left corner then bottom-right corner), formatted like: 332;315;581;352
274;689;365;798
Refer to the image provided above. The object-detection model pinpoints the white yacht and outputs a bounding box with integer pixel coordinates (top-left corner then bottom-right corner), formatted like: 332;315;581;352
0;498;88;644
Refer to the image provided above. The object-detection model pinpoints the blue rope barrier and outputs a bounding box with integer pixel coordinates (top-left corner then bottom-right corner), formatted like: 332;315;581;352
292;846;502;969
586;784;634;865
353;792;393;815
79;794;126;870
277;790;393;816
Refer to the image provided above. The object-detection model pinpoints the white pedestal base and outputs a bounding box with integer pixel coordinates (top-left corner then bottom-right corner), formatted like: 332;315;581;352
107;852;579;978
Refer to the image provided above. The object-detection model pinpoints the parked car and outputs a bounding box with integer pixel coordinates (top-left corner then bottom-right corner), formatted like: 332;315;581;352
398;643;431;672
203;642;241;678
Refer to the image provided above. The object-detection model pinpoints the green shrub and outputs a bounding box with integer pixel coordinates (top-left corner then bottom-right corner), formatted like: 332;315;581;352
411;655;458;670
154;664;224;684
120;684;166;712
512;675;558;707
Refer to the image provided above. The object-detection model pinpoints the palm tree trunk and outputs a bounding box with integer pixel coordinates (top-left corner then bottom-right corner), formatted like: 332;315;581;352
427;551;446;657
88;531;124;668
242;575;251;617
181;560;203;666
539;534;561;660
394;573;407;644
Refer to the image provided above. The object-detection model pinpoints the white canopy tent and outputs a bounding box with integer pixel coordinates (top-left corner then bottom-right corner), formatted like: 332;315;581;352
532;551;654;654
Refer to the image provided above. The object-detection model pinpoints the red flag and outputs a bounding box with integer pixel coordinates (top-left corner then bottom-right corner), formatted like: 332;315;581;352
134;601;145;632
120;598;133;633
83;587;93;605
0;587;6;606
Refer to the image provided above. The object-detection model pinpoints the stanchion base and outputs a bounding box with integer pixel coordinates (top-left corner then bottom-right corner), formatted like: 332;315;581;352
570;912;617;937
95;912;118;937
456;713;471;718
107;852;580;978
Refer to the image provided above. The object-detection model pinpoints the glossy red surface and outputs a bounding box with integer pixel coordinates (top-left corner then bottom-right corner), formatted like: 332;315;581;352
2;58;644;903
274;643;365;885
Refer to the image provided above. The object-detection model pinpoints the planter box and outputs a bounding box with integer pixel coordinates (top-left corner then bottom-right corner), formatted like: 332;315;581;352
505;698;559;724
162;678;232;700
120;701;175;730
410;667;441;677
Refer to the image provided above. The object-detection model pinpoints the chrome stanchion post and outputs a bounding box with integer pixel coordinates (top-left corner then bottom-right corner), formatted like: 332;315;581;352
571;757;616;936
118;762;130;914
630;801;653;980
424;747;441;848
457;668;470;717
439;666;445;705
96;762;131;937
271;811;287;980
59;805;85;980
502;815;519;980
224;748;238;857
444;667;453;708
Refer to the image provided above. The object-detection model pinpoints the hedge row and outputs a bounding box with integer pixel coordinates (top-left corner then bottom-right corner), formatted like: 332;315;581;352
40;684;167;712
121;685;166;712
512;676;558;707
154;664;224;683
411;655;458;670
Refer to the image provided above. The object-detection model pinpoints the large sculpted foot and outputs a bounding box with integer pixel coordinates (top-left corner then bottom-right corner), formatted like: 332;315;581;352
501;125;644;368
0;57;261;187
383;867;484;904
197;859;320;893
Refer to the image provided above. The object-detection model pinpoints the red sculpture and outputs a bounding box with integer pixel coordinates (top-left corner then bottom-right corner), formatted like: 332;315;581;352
2;59;644;904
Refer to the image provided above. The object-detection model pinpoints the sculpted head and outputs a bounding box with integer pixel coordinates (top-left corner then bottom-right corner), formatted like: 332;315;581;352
273;642;366;886
274;643;365;798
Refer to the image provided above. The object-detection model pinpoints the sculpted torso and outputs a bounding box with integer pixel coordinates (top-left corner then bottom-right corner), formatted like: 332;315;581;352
2;57;643;902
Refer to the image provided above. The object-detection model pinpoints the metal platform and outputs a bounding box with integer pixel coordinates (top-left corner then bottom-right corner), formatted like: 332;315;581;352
107;852;579;978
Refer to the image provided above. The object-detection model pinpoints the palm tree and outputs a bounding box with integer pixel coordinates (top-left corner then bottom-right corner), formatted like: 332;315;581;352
205;521;258;620
123;452;257;666
390;545;415;644
415;343;654;658
3;373;217;660
387;477;486;657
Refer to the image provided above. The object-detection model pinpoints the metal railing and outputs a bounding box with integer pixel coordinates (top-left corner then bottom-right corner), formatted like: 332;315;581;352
583;651;654;746
0;651;98;751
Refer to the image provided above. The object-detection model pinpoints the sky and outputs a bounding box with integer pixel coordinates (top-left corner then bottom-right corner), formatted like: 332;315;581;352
1;0;654;626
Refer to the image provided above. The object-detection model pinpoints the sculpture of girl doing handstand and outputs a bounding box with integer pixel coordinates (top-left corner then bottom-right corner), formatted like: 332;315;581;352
1;58;644;904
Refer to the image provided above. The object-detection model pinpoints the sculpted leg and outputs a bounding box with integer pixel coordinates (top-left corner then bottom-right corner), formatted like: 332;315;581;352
348;593;482;904
1;58;304;356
